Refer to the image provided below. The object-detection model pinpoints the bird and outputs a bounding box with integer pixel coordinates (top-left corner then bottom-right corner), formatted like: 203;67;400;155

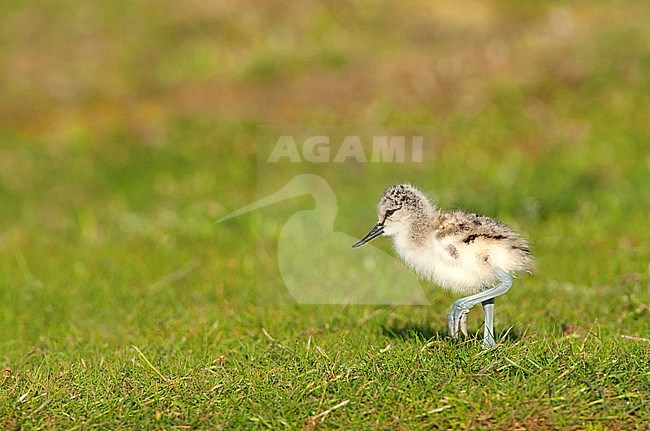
218;174;429;305
352;183;532;348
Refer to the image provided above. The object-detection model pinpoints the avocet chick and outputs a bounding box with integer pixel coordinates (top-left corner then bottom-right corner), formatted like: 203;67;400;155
352;184;532;348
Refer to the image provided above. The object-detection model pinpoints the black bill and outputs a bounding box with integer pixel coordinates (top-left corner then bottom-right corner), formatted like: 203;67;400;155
352;223;384;248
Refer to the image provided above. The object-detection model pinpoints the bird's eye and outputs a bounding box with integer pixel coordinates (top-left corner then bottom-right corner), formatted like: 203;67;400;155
386;208;399;217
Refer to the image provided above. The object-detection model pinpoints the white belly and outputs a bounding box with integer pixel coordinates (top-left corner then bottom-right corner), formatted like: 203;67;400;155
392;236;498;295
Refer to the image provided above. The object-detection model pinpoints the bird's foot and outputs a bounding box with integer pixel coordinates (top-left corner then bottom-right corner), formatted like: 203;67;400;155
448;301;471;339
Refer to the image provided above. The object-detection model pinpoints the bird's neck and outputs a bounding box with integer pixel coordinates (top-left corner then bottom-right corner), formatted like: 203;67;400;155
390;212;433;252
410;214;434;247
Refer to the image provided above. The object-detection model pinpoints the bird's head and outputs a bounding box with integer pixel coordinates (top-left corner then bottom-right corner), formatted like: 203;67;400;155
353;184;433;248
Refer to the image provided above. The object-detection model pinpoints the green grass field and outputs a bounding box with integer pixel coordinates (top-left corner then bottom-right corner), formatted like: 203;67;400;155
1;2;649;430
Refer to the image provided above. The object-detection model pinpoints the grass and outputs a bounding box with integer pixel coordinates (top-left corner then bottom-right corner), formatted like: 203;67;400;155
1;1;650;430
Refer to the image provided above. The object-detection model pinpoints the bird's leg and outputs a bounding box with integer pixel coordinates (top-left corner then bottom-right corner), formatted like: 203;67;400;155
482;298;495;348
447;269;513;348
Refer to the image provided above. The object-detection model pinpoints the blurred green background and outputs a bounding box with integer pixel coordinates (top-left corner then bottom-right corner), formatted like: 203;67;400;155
1;1;649;429
1;0;648;304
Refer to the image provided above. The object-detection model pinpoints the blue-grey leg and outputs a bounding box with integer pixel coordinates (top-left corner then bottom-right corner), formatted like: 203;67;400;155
447;269;513;348
482;298;495;348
